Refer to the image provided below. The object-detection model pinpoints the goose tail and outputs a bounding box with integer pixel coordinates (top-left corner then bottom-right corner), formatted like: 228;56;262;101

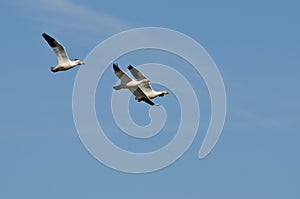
113;85;122;90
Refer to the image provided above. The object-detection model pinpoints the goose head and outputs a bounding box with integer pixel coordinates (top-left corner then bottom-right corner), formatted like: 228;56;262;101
162;90;169;95
141;79;150;83
74;59;85;65
159;90;169;96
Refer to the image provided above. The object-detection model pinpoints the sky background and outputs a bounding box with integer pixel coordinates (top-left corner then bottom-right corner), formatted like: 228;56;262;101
1;0;300;198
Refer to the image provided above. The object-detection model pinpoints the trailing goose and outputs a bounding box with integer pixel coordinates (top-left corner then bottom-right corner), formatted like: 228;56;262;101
113;64;155;106
42;33;84;72
127;65;169;99
113;64;150;90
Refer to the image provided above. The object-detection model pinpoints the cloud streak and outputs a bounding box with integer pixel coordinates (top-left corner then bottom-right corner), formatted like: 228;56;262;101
10;0;131;36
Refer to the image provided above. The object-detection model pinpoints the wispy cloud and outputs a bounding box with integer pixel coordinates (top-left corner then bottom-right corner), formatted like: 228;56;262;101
9;0;131;36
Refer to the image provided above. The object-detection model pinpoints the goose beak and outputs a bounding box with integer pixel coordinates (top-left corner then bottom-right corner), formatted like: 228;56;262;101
78;61;85;65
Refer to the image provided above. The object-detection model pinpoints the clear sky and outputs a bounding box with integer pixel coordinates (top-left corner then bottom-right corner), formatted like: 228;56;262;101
1;0;300;198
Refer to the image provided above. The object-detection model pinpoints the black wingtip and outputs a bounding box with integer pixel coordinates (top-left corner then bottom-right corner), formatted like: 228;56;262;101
149;101;155;106
42;33;56;48
113;63;120;72
128;65;134;70
144;98;155;106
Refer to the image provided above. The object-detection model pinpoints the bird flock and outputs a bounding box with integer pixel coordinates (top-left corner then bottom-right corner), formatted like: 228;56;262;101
42;33;168;106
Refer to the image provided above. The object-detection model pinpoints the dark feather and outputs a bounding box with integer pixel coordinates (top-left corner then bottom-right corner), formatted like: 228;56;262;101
42;33;56;48
113;63;121;72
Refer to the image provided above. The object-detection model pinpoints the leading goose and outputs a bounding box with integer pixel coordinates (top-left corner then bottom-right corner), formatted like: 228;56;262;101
127;65;169;99
113;64;155;106
42;33;84;72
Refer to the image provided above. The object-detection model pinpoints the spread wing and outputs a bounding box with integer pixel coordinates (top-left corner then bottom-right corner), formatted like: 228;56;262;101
127;65;148;80
113;64;134;84
128;86;155;106
127;65;153;94
42;33;70;65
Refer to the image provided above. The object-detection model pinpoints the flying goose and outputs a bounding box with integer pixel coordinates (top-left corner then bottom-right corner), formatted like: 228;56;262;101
42;33;84;72
113;64;150;90
113;64;155;106
127;65;169;99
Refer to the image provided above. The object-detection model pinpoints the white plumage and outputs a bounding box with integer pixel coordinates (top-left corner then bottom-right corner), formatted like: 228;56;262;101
42;33;84;72
113;64;168;106
113;64;150;90
127;65;169;99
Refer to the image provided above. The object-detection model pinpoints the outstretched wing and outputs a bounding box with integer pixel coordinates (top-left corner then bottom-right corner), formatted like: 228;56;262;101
127;65;148;80
128;86;155;106
113;64;134;84
42;33;70;65
127;65;153;93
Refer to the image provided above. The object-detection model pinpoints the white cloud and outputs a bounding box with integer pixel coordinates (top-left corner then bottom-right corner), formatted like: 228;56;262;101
10;0;131;36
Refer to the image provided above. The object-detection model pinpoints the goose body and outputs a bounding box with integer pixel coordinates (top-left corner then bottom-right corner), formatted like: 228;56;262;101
113;64;155;106
127;65;169;99
113;64;150;90
42;33;84;72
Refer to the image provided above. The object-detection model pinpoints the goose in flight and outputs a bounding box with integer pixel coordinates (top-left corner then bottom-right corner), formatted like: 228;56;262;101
113;64;155;106
127;65;169;99
42;33;84;72
113;64;150;90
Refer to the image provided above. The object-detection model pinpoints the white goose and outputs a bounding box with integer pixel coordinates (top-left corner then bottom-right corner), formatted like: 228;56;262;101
113;64;155;106
113;64;150;90
42;33;84;72
127;65;169;99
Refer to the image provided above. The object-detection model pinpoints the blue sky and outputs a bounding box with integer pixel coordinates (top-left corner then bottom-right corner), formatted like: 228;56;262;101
1;0;300;198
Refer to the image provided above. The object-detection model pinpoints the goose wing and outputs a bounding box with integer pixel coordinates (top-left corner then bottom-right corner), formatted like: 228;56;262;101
128;86;155;106
113;64;134;84
127;65;153;93
42;33;70;65
127;65;148;80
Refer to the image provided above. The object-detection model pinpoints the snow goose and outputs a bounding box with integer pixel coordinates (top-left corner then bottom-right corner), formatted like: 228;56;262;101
42;33;84;72
113;64;155;106
127;65;169;99
113;64;150;90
